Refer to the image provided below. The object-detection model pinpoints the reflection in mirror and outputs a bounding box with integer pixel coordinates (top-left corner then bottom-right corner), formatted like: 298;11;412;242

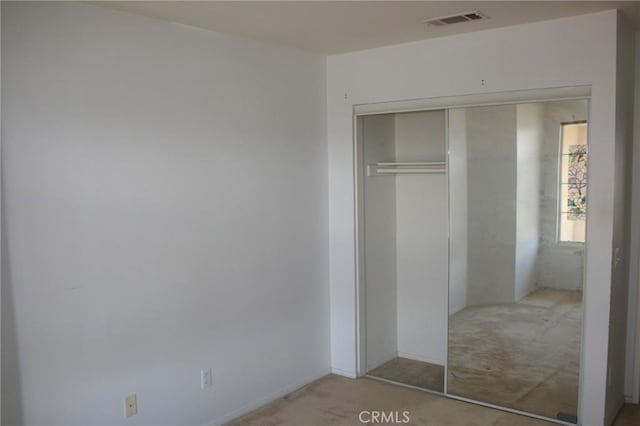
447;100;588;422
359;110;448;393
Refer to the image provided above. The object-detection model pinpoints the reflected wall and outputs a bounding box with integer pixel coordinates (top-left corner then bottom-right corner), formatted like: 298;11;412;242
447;100;588;422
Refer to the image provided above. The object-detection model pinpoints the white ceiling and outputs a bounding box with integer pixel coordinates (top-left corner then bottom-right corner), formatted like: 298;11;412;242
92;1;640;54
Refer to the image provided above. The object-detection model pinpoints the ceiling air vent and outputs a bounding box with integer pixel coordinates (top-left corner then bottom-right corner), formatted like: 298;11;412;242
423;11;487;27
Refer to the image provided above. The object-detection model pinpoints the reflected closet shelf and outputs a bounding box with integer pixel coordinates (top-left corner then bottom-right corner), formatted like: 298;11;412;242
367;162;446;176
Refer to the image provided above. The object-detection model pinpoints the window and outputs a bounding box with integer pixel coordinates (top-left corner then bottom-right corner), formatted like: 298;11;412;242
558;122;588;243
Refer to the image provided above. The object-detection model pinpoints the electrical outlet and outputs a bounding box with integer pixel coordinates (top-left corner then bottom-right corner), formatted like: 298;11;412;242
124;394;137;418
201;368;213;389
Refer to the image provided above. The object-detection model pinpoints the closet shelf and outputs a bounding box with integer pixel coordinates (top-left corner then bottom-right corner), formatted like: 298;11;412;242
367;161;446;176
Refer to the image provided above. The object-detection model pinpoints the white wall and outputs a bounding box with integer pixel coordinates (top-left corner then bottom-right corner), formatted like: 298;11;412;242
361;114;398;370
515;103;543;301
395;111;447;365
606;14;636;425
626;31;640;405
465;105;518;306
1;3;329;426
448;109;468;315
451;103;545;307
327;10;619;425
537;101;588;291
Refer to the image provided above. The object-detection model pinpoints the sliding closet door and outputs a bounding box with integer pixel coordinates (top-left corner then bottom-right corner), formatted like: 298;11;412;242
447;101;588;423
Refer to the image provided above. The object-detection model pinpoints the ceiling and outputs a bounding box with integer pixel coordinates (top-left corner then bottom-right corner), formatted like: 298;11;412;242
92;1;640;54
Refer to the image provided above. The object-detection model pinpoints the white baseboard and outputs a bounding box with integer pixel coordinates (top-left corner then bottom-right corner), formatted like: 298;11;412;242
331;367;358;379
397;351;444;366
207;368;331;426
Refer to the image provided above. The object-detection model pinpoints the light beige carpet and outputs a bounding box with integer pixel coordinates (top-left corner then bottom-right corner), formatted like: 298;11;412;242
228;374;553;426
368;357;444;392
448;288;582;421
614;404;640;426
228;374;640;425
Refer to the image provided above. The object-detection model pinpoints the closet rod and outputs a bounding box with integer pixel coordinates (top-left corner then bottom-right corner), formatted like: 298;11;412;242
375;168;445;174
376;161;446;166
367;162;446;176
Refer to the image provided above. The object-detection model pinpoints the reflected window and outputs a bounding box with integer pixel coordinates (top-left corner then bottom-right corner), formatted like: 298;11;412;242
559;122;587;243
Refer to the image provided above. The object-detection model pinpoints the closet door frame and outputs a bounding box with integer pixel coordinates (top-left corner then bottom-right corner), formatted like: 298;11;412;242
352;86;591;425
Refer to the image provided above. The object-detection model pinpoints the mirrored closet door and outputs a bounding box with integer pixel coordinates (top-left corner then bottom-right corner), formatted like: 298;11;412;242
447;100;588;423
359;110;448;393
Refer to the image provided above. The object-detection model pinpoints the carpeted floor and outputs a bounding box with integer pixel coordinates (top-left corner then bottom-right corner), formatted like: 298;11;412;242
614;404;640;426
367;357;444;392
228;374;552;426
227;374;640;425
448;288;582;421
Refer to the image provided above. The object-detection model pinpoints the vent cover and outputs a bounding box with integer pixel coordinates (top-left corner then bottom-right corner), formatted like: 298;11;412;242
423;11;487;27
